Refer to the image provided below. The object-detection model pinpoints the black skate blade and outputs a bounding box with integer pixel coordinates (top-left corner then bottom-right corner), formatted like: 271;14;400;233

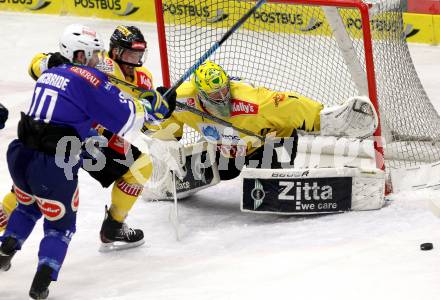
99;239;146;252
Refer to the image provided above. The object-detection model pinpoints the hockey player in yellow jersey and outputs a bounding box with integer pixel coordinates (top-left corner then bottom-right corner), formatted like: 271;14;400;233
148;60;378;182
0;25;174;252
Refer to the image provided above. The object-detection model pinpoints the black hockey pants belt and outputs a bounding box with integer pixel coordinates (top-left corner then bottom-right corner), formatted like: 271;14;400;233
17;112;81;156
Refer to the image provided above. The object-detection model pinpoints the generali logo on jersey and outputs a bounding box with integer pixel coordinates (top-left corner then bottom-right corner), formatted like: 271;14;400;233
69;66;101;87
231;99;258;116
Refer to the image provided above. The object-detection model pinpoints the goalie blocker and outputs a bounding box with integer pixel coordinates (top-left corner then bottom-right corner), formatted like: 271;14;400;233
241;166;385;214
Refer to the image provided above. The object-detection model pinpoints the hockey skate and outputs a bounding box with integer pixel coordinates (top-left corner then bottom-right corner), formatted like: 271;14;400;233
0;236;18;271
99;206;145;252
29;265;53;300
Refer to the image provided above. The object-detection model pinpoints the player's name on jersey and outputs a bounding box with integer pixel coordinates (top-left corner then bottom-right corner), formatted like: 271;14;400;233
38;73;70;91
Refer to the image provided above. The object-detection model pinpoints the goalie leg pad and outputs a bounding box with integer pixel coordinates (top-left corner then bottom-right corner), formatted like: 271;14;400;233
143;142;220;200
241;166;385;214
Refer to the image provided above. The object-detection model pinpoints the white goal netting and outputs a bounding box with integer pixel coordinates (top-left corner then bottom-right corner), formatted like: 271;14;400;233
156;0;440;170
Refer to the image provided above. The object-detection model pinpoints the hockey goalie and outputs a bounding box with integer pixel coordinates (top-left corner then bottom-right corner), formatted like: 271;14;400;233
144;61;385;214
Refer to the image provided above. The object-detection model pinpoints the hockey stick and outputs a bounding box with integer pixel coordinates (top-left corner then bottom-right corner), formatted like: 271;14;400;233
429;198;440;218
108;0;267;141
107;74;266;142
169;170;181;241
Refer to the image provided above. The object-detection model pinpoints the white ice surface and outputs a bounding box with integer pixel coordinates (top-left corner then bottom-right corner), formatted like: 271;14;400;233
1;12;440;300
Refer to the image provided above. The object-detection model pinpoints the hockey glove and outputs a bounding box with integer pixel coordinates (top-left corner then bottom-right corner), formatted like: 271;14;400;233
139;87;176;123
47;52;70;69
0;102;8;129
156;86;176;118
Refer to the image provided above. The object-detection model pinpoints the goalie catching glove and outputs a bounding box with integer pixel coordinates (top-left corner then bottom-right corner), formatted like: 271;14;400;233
319;96;378;139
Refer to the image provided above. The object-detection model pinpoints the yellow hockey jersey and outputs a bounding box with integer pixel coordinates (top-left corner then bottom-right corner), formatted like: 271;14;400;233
95;52;153;91
150;80;323;157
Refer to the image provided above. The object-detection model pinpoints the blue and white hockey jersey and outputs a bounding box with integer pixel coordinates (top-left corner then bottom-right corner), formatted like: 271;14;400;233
27;64;141;140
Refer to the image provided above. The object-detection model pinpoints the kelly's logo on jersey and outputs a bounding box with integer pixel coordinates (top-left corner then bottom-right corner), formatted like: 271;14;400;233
136;71;152;90
231;99;258;116
69;66;101;88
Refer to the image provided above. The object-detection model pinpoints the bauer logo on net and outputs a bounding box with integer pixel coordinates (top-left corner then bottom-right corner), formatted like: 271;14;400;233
243;177;352;213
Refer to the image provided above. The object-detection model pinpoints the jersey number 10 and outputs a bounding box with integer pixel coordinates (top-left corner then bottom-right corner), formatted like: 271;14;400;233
28;87;59;123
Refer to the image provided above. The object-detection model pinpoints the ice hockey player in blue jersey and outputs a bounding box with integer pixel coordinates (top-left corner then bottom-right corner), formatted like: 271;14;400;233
0;24;176;299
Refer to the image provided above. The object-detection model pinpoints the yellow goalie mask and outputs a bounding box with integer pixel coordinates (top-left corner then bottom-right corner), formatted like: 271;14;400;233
192;61;231;117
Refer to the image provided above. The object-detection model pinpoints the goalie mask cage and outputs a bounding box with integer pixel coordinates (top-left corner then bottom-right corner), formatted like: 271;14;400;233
155;0;440;172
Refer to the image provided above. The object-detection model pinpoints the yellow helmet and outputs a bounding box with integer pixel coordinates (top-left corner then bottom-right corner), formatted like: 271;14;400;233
192;61;231;117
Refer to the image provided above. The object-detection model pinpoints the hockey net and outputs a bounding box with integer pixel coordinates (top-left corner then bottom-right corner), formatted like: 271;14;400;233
155;0;440;171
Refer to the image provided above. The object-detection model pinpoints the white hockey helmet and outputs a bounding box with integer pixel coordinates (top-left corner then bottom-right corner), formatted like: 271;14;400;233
59;24;104;64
